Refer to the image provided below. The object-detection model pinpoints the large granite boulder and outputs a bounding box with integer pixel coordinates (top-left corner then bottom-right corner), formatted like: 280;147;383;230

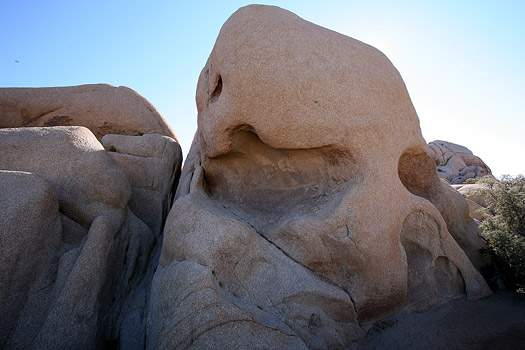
0;84;176;139
148;5;491;349
0;126;171;349
427;140;491;184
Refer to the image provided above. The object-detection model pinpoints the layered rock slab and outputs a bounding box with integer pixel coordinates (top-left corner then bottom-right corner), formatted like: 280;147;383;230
149;4;491;349
0;84;176;139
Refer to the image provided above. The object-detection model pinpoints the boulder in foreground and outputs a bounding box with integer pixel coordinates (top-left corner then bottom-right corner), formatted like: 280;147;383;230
148;5;491;349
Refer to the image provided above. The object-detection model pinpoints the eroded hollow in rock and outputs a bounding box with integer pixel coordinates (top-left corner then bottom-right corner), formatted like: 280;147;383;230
400;211;465;312
202;130;361;231
210;75;223;103
398;150;441;200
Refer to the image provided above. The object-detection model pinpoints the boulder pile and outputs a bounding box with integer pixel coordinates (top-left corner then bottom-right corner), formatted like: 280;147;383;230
427;140;491;184
0;5;497;350
0;88;181;349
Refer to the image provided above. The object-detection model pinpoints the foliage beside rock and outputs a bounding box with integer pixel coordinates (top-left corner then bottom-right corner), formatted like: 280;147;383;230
475;175;525;291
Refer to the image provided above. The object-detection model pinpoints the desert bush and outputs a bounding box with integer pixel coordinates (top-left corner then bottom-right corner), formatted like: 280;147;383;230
476;175;525;291
464;177;480;184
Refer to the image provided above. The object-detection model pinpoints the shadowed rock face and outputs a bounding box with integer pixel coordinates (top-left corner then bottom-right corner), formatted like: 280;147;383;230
0;126;182;349
102;133;183;238
149;4;491;349
0;127;138;349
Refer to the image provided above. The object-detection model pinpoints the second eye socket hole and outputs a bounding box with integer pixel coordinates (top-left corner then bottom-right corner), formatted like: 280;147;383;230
210;74;223;102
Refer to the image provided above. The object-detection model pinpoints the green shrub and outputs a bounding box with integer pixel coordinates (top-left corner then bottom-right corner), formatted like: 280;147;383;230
476;175;525;291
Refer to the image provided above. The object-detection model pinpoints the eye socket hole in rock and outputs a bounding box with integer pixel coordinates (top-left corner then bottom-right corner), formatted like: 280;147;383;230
202;130;360;229
210;75;222;102
398;150;441;199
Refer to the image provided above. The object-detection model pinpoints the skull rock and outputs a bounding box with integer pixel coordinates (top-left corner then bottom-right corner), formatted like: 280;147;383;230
150;5;491;348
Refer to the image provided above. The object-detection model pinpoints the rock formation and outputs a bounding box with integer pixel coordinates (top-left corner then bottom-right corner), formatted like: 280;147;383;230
452;183;490;222
102;133;182;237
0;84;176;139
427;140;491;184
147;5;491;350
0;125;181;347
0;170;62;346
0;6;501;350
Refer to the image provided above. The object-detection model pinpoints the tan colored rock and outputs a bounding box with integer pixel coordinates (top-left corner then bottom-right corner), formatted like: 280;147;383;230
33;216;114;348
0;126;131;230
452;183;491;223
453;183;489;208
150;5;491;349
423;180;488;270
148;260;311;350
0;84;176;139
0;126;156;349
427;140;491;184
465;199;484;222
102;133;182;237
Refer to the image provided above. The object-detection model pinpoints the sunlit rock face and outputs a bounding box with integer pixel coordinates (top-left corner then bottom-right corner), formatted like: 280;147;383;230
0;84;176;140
148;5;491;349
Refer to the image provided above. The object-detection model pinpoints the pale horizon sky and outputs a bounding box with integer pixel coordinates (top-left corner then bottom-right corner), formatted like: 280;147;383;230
1;0;524;177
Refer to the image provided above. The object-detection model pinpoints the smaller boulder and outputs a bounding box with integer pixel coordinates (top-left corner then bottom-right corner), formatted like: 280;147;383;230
102;133;182;237
0;126;131;230
452;184;489;208
452;183;490;222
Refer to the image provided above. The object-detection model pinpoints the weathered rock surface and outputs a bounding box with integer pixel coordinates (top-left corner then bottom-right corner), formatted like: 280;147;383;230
427;140;491;184
453;183;489;208
453;183;490;222
149;5;491;349
425;180;488;270
0;84;176;139
102;133;182;237
0;126;177;349
0;171;61;347
0;126;131;229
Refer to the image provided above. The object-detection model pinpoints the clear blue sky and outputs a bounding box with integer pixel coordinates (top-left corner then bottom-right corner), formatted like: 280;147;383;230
1;0;524;176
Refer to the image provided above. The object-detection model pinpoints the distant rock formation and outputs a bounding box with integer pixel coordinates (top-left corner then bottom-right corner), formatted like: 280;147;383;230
427;140;491;184
0;84;176;140
147;5;491;349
